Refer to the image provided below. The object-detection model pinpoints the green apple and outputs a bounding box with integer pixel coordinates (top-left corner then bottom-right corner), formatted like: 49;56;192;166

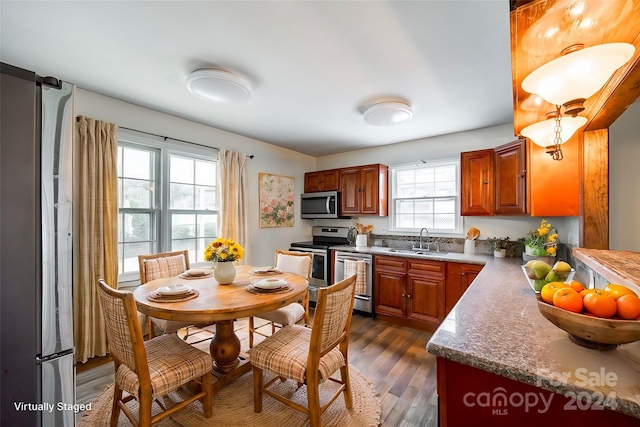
545;270;559;282
533;279;547;292
533;261;551;279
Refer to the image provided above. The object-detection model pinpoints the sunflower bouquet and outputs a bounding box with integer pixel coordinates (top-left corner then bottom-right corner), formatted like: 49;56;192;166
204;238;244;263
524;219;558;256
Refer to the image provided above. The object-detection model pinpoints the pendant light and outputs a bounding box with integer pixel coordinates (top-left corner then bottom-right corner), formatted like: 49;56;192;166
521;106;587;161
521;43;635;160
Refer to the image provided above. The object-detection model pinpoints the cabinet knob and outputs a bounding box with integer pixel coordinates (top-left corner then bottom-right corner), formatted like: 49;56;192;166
407;294;411;298
461;272;466;276
401;293;406;297
484;180;489;184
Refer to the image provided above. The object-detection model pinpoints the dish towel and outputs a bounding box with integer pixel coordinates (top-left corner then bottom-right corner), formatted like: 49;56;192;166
343;259;367;295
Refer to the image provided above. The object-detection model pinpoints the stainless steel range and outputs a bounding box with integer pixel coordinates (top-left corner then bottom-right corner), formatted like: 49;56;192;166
289;226;350;306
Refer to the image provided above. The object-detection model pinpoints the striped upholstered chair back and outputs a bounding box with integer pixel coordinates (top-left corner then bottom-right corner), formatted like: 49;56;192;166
138;250;190;284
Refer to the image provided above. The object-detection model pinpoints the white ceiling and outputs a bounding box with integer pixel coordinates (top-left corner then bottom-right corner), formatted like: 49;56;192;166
0;0;515;157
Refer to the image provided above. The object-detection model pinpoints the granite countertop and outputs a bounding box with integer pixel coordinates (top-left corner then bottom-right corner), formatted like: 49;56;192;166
421;254;640;418
329;245;640;418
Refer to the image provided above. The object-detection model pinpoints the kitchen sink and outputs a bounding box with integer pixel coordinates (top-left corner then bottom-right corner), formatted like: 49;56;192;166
383;248;448;256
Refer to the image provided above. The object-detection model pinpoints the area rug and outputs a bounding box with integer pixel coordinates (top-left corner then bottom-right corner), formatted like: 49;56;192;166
80;365;380;427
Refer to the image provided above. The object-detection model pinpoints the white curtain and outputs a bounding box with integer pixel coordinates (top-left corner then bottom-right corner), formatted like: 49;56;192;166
218;149;250;264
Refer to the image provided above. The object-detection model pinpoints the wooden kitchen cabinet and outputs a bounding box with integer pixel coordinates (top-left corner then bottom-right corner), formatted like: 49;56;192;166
340;163;388;216
374;255;444;332
303;169;340;193
494;139;527;215
445;263;483;315
461;139;528;216
460;150;494;216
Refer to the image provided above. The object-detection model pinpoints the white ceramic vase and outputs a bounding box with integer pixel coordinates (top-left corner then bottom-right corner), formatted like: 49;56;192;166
494;249;506;258
213;261;236;284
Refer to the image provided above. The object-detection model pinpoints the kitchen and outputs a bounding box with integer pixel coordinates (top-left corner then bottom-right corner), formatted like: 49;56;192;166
2;1;640;426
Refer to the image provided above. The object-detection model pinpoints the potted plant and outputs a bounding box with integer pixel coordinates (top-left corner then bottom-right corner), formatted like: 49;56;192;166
488;237;509;258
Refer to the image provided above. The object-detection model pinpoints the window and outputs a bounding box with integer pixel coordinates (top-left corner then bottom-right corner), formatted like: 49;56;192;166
390;160;461;234
117;131;217;279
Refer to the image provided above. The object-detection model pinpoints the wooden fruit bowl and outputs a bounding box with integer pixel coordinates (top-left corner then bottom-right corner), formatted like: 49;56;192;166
536;295;640;350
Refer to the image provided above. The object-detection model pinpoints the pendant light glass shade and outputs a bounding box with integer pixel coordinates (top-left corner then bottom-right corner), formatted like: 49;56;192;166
522;43;635;108
521;115;587;148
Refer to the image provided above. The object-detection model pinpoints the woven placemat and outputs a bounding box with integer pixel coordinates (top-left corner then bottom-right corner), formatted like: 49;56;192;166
178;271;213;280
245;284;293;295
146;289;199;303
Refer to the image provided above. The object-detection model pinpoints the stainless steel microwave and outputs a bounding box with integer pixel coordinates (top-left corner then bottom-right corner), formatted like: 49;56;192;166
300;191;341;219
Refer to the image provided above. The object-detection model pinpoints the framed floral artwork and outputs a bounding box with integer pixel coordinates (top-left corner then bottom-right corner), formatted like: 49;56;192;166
258;173;295;228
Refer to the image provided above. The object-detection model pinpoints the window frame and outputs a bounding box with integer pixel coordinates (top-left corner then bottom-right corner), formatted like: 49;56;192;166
117;129;218;283
389;159;462;236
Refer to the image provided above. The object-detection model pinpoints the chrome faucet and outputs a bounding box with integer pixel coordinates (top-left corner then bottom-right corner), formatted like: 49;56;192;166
419;228;429;251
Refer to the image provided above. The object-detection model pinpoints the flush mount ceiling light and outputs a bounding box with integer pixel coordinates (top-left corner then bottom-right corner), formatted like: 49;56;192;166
522;43;635;115
186;69;252;104
363;101;413;126
521;107;587;161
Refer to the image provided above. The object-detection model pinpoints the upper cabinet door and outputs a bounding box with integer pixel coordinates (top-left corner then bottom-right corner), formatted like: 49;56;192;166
461;150;494;216
303;169;340;193
494;139;527;215
339;167;361;215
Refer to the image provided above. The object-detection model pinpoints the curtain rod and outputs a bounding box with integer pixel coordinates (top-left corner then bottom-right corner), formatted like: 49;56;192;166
119;126;254;159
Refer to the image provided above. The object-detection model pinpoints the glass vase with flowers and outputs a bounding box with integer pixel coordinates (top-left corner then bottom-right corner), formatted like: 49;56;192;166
204;238;244;284
524;219;558;257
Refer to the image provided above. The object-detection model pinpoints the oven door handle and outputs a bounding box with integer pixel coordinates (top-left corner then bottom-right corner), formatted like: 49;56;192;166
336;258;371;264
354;295;371;301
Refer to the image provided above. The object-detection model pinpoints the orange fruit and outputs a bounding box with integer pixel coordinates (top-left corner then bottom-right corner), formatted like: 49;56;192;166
579;288;610;298
583;290;617;318
541;282;569;304
616;294;640;320
604;284;637;300
553;288;583;313
568;280;585;293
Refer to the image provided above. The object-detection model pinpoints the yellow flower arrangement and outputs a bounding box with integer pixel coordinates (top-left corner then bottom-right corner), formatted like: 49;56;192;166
204;238;244;263
524;219;558;256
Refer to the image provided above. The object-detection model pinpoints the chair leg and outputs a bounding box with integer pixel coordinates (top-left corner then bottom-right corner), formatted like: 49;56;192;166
340;364;353;409
249;317;255;348
183;325;190;341
307;378;322;427
138;390;152;427
147;317;156;339
201;370;213;418
253;365;263;413
110;383;123;427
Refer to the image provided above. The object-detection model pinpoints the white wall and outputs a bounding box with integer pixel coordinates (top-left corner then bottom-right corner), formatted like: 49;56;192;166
315;123;567;243
609;101;640;251
76;89;316;268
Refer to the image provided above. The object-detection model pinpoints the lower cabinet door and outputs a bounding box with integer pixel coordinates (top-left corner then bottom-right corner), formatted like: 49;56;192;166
374;269;406;317
407;274;443;326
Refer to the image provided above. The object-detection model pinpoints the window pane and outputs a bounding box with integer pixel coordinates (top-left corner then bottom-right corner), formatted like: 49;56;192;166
123;147;151;180
170;183;194;209
171;156;194;184
195;185;216;210
120;241;153;274
172;238;196;254
199;214;217;238
435;198;455;213
196;160;216;186
122;179;152;209
435;214;455;229
172;214;196;239
123;213;152;241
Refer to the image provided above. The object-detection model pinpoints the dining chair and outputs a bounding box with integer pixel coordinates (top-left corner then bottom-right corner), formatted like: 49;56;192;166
250;274;356;427
248;249;313;348
138;250;196;339
96;279;212;427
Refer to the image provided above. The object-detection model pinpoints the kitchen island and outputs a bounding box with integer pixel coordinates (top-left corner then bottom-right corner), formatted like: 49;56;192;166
425;254;640;426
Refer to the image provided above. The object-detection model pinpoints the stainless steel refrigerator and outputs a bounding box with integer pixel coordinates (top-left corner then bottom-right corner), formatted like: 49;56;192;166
1;63;75;426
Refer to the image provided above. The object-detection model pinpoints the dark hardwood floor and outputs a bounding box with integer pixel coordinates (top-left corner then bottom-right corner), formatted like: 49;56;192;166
76;313;438;426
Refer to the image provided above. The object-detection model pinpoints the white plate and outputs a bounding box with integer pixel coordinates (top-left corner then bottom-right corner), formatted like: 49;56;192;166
186;269;210;277
158;284;191;296
249;267;282;275
252;278;288;290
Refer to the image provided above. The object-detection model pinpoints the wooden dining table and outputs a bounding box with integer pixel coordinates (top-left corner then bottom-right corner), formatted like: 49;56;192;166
133;265;308;390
